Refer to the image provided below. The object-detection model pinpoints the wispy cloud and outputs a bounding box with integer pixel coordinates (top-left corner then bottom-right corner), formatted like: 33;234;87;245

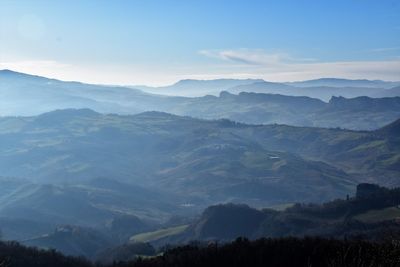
0;60;70;73
198;49;400;82
368;47;400;53
0;59;186;86
199;49;316;66
1;53;400;86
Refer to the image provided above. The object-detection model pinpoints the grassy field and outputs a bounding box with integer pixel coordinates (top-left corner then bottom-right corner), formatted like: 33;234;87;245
354;206;400;223
130;225;189;243
265;203;294;211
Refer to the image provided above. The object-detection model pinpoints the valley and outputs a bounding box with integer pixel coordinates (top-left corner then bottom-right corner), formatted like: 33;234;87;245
0;108;398;259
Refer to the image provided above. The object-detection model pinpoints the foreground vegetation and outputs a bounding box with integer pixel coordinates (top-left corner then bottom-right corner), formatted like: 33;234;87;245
1;237;400;267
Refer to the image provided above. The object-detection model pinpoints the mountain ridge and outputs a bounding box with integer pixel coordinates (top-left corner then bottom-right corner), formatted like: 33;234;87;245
1;70;400;130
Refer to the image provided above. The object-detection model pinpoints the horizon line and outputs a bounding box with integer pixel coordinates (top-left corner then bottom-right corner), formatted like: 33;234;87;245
1;68;399;88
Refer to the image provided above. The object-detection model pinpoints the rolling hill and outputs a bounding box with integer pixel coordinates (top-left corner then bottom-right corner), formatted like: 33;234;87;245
0;110;398;222
0;110;398;251
0;110;359;206
159;183;400;244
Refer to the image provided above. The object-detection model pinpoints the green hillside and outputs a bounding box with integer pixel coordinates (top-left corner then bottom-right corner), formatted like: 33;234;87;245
354;207;400;223
130;225;189;243
0;110;399;249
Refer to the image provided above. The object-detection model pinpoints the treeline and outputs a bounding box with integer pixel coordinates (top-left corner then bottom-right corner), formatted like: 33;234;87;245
1;237;400;267
0;241;91;267
285;183;400;219
112;237;400;267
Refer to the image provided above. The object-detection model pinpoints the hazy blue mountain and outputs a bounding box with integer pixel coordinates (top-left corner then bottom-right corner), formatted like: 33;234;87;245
229;81;395;101
22;225;114;260
137;78;400;99
0;176;28;197
0;69;177;116
373;86;400;98
311;96;400;129
134;78;265;96
0;217;54;241
228;81;298;95
170;92;400;130
0;109;398;257
0;110;398;216
1;70;399;130
376;115;400;137
167;91;326;126
0;183;119;226
0;178;181;228
0;110;356;209
286;78;400;89
237;117;400;186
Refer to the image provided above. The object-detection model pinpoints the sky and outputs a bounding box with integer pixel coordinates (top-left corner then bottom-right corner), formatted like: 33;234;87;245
0;0;399;86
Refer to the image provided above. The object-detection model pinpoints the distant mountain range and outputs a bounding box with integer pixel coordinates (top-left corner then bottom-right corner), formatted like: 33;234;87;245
1;70;400;130
286;77;400;88
228;81;399;101
135;76;400;100
134;78;265;97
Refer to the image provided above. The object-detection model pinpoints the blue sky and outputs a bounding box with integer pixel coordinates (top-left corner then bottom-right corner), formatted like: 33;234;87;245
0;0;399;85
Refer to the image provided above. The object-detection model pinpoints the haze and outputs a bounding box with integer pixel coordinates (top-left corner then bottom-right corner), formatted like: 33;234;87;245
1;0;400;85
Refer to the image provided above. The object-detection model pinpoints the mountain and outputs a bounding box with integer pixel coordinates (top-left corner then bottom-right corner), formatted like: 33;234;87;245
4;184;400;264
373;86;400;98
376;117;400;137
187;204;267;241
0;110;361;202
0;217;54;241
239;118;400;185
105;214;152;243
229;81;396;101
22;225;114;260
169;92;400;130
1;70;400;130
162;184;400;244
0;177;181;230
0;241;93;267
0;69;178;116
311;96;400;129
134;78;265;96
287;78;400;89
228;80;299;95
0;109;398;225
0;183;118;226
137;78;400;99
22;223;153;261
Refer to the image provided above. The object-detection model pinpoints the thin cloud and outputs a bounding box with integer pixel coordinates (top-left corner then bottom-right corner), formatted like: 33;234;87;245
1;56;399;86
369;47;400;53
198;49;400;82
0;60;70;72
199;49;317;66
